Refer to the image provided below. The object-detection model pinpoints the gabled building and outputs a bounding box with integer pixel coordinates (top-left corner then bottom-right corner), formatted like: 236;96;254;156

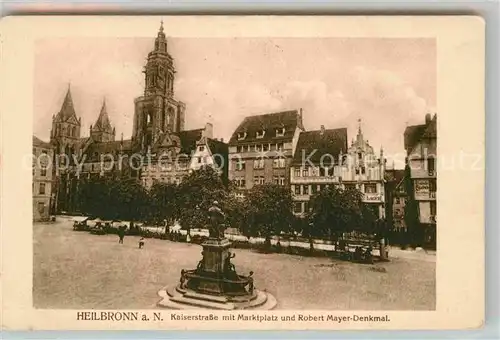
290;125;348;215
290;121;386;219
228;109;305;196
140;123;228;189
404;113;437;246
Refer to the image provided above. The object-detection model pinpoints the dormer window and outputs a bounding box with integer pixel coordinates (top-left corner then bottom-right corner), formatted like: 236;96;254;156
237;132;247;140
276;127;285;137
256;130;265;139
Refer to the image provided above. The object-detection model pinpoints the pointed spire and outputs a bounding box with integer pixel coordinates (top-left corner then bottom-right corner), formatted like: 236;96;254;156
93;98;113;133
154;19;167;52
56;85;77;121
357;118;362;135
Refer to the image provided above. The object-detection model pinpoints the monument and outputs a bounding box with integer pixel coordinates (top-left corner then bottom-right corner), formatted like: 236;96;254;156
158;201;277;310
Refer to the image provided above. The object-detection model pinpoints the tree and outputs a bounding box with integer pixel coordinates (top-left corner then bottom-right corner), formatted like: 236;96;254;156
245;183;294;247
308;186;365;242
177;166;230;236
76;176;148;222
149;182;180;227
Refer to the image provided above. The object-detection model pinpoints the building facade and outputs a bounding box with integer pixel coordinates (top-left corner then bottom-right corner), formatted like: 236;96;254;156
33;136;54;221
404;113;437;246
384;169;406;231
290;123;386;219
140;123;228;189
228;109;305;197
289;125;348;215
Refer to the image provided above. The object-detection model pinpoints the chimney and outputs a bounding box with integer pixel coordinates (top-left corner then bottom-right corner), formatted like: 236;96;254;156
298;108;304;129
203;122;213;139
320;125;325;135
425;113;431;124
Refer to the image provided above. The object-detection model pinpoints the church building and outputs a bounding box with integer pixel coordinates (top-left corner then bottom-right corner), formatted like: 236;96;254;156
49;23;228;214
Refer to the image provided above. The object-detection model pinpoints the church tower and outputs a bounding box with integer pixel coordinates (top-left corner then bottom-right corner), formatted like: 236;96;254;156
132;21;186;151
50;85;81;157
90;99;115;143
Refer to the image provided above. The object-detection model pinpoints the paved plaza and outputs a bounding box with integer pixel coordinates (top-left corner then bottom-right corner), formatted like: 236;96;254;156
33;219;436;310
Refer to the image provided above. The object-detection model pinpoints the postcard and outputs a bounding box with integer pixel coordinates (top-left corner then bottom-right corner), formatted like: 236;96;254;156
0;15;485;330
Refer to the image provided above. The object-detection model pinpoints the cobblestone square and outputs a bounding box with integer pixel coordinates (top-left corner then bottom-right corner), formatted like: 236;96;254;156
34;219;435;310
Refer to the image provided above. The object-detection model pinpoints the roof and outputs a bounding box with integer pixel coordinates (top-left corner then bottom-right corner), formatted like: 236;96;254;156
404;114;437;152
178;129;204;155
229;110;304;144
404;125;426;151
55;87;78;122
292;128;348;166
33;135;52;149
207;138;228;158
384;169;405;184
84;139;133;161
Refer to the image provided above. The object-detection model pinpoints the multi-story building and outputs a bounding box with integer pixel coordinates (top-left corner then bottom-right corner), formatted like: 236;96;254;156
384;169;406;231
290;122;386;218
404;113;437;245
289;125;348;215
47;23;227;213
228;109;305;197
140;123;228;189
33;136;54;221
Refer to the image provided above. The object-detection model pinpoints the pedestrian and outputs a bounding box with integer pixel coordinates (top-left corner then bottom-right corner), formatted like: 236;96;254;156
118;227;125;244
138;237;145;249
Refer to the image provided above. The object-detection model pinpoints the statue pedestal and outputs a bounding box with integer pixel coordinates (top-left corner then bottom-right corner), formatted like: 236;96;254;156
157;237;277;310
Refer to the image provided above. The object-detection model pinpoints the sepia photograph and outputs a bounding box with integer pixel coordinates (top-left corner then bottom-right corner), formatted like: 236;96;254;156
1;15;484;330
32;20;437;311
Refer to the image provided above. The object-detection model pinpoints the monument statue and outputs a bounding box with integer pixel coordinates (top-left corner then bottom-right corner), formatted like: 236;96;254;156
158;199;276;310
208;201;225;239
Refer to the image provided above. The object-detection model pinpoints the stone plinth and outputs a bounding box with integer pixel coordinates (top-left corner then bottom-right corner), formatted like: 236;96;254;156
157;237;277;310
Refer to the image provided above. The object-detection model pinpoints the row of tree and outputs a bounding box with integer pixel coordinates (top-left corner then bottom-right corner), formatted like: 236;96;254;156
74;166;382;244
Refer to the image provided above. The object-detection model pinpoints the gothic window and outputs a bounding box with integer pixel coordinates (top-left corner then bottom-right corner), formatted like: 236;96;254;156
39;183;46;195
72;126;76;137
147;113;152;125
161;111;166;130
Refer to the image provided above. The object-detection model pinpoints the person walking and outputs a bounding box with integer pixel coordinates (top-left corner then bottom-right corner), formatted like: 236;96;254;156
138;237;145;249
118;227;125;244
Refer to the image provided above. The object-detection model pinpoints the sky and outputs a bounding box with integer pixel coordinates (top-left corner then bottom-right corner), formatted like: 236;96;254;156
34;34;436;167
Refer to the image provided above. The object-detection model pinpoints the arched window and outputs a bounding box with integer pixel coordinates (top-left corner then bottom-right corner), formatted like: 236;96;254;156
72;126;76;137
147;113;152;125
167;107;175;130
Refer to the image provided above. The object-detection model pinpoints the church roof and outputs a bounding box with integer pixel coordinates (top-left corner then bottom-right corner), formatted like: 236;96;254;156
55;87;78;123
229;110;304;144
292;128;348;166
84;140;133;162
